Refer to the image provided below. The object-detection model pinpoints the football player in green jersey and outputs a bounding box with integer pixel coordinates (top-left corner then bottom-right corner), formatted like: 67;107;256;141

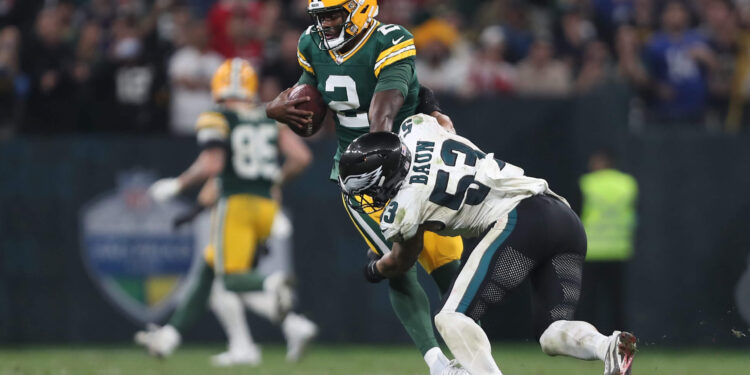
135;58;317;365
266;1;465;374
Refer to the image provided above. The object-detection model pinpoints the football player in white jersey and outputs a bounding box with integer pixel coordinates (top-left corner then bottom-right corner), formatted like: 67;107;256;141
337;114;637;375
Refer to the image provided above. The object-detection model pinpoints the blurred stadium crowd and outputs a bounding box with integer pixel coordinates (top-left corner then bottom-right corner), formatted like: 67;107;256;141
0;0;747;137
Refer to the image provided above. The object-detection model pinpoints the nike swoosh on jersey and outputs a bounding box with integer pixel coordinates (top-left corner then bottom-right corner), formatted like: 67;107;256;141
392;36;405;45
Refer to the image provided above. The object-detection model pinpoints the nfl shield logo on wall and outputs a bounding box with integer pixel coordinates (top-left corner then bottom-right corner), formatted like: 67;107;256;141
80;170;206;324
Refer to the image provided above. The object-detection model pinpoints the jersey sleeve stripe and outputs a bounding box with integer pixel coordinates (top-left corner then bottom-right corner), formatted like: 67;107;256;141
341;194;392;255
297;50;314;75
197;128;227;145
374;47;416;77
375;39;415;63
195;112;229;135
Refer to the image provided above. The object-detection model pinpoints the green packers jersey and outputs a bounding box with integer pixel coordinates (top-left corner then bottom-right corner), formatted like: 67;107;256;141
296;21;419;179
195;106;280;198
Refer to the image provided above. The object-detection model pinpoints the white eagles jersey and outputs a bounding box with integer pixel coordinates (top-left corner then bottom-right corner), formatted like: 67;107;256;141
380;114;568;242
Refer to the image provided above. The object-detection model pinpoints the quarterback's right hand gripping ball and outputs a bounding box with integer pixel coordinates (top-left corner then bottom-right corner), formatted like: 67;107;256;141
288;84;326;137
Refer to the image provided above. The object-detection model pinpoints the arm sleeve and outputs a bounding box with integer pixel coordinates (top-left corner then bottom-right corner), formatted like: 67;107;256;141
374;61;412;99
297;70;317;86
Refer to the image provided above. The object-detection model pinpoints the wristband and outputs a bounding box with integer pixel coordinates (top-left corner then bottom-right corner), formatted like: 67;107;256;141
364;259;385;283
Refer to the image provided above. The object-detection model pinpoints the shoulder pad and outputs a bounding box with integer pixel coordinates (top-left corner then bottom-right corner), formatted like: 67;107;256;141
297;27;318;52
381;188;422;242
195;111;229;135
399;113;438;134
297;28;317;75
373;23;414;44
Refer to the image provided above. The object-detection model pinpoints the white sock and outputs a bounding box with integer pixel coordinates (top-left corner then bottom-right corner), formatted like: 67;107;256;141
242;291;278;321
424;347;449;375
539;320;610;361
161;324;181;344
434;311;503;375
209;280;255;352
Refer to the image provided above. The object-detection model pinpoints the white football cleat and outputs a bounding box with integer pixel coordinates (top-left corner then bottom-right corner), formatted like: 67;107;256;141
210;345;261;367
604;331;637;375
283;313;318;363
263;271;294;322
440;359;471;375
134;324;181;358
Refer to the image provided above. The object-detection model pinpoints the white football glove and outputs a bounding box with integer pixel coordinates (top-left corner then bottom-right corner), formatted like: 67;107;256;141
149;178;182;203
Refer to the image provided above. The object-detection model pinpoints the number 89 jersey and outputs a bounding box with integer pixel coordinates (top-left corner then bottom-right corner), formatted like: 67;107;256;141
380;114;565;242
195;106;279;198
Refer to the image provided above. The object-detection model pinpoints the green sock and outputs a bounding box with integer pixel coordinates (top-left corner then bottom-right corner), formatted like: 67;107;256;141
430;260;461;296
168;262;214;333
388;266;439;355
222;272;265;293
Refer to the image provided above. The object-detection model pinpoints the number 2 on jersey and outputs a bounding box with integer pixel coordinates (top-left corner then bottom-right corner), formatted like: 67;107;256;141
325;75;369;129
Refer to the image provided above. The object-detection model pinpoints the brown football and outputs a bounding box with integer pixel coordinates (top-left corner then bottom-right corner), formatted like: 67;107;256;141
287;84;326;137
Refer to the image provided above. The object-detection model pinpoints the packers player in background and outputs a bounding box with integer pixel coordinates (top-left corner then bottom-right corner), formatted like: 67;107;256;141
184;178;319;366
135;58;317;366
266;1;465;374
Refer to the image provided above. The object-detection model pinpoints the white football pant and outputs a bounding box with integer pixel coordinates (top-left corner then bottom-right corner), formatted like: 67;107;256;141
434;310;503;375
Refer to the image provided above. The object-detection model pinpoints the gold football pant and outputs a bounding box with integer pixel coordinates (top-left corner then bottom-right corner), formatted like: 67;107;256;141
204;194;279;274
341;194;462;273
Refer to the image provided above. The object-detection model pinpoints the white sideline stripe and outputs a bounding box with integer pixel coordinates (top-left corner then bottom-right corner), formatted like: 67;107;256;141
347;202;391;255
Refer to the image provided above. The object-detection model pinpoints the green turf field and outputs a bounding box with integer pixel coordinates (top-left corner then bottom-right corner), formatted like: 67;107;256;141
0;343;747;375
